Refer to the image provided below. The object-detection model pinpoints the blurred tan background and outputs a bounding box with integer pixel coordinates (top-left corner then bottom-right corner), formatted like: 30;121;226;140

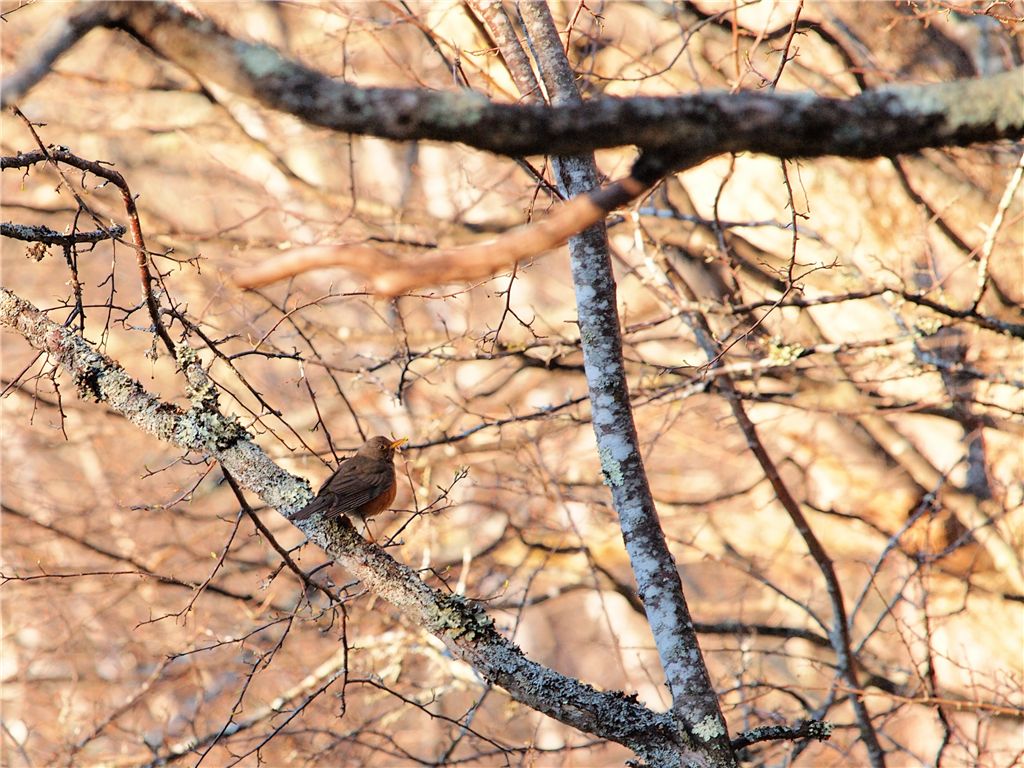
2;1;1022;766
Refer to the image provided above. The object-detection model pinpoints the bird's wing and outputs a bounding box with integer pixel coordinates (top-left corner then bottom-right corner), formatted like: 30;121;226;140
293;456;394;522
316;465;341;496
290;492;336;522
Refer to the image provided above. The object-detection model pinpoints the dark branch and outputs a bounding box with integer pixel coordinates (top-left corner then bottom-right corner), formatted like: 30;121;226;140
2;221;127;246
0;2;1020;178
731;719;834;751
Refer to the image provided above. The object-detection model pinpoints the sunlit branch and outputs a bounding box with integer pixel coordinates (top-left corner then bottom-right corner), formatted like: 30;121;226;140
518;3;735;766
1;3;1020;166
0;285;690;765
232;175;646;293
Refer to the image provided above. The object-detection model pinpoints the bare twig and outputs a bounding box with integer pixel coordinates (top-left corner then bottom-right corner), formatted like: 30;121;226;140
221;468;338;605
2;137;175;355
0;284;691;767
971;150;1024;311
674;285;887;767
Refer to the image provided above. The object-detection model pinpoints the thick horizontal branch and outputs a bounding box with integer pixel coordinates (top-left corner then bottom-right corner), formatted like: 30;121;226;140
0;285;686;765
1;2;1020;176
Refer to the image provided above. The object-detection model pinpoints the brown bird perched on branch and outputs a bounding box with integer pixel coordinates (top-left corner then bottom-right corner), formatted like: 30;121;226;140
292;436;407;540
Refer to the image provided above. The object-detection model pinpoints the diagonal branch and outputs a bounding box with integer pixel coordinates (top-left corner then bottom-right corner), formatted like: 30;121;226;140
0;285;691;766
231;174;646;293
674;286;886;767
0;1;110;107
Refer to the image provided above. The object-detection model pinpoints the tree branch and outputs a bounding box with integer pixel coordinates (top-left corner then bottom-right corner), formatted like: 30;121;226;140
1;221;127;246
0;285;693;767
2;142;175;356
517;4;735;766
1;2;1020;172
673;287;886;767
232;175;646;293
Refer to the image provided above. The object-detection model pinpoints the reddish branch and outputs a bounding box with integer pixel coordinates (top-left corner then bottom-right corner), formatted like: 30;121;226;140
233;175;647;292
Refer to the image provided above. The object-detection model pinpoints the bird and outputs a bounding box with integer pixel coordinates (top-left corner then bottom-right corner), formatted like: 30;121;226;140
291;435;407;540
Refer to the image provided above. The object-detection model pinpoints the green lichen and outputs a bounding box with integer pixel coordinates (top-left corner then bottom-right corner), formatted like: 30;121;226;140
883;69;1023;133
175;407;249;452
599;445;624;487
766;339;805;367
914;316;943;336
174;342;249;450
239;42;285;79
152;402;180;442
426;90;490;128
71;362;103;402
807;719;834;740
278;479;315;517
692;714;725;741
177;342;218;410
426;594;494;643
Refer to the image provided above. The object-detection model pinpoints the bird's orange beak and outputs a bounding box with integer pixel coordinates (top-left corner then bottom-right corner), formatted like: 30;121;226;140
390;437;409;450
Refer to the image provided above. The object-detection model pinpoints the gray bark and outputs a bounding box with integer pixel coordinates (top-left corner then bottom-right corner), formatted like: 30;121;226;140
1;2;1020;176
0;285;694;767
518;4;735;766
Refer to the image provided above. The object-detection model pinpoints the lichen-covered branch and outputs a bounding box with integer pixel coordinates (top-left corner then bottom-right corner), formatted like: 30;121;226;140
731;719;834;751
517;4;735;766
0;287;308;514
0;285;693;767
1;221;127;246
1;2;1020;174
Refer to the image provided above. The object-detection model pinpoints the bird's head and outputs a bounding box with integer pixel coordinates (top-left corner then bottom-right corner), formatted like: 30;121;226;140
358;435;408;461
